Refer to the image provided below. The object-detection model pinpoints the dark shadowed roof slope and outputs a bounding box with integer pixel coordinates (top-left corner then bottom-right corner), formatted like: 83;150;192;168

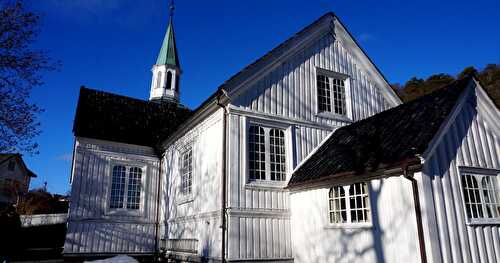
73;87;192;151
288;77;473;188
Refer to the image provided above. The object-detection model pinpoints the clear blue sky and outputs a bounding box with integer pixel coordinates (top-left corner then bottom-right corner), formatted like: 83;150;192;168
25;0;500;194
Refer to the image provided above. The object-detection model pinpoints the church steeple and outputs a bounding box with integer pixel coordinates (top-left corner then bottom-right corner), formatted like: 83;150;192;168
150;1;181;102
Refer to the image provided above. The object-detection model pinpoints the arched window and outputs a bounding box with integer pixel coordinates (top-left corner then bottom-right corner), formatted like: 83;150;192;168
328;182;370;225
329;186;346;224
166;71;173;90
156;72;163;89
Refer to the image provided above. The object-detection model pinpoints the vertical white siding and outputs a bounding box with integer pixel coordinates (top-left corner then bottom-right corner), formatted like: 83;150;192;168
423;96;500;263
162;109;223;259
225;26;395;260
232;33;390;125
64;138;160;255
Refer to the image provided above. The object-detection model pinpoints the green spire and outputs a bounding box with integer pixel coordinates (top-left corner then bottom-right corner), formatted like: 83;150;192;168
156;15;180;67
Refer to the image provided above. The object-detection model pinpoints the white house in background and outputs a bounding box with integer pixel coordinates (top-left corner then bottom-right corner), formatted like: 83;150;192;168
63;8;500;263
0;153;36;204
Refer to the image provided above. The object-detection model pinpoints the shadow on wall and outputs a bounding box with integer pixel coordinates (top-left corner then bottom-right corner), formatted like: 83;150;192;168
294;87;477;263
65;151;159;254
164;138;221;260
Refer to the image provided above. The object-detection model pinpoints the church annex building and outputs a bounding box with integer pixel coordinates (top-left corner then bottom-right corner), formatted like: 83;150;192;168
64;11;500;263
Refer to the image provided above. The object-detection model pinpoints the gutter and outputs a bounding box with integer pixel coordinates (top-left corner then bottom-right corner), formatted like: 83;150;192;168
216;88;229;263
154;153;164;259
402;159;427;263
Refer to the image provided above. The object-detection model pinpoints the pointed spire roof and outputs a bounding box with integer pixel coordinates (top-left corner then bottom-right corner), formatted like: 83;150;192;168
156;13;180;67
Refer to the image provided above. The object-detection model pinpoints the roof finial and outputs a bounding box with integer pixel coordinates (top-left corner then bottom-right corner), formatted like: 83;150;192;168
169;0;175;19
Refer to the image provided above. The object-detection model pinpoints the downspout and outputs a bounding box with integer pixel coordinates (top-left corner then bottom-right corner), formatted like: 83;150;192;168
154;153;163;259
402;161;427;263
216;88;229;263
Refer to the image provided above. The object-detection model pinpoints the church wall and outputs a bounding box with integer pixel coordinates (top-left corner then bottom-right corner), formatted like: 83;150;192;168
224;19;399;261
226;112;331;261
162;108;224;259
289;176;421;263
231;27;391;127
419;87;500;263
64;137;160;255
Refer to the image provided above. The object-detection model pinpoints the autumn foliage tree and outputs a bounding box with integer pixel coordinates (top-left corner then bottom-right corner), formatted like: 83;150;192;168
0;0;58;155
394;64;500;108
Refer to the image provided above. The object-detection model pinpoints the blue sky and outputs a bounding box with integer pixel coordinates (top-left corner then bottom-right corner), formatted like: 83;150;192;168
25;0;500;194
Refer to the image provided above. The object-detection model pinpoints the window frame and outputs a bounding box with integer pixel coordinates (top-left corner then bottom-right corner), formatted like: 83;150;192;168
459;167;500;225
326;182;372;228
315;67;352;121
106;162;146;216
244;118;294;188
180;147;193;197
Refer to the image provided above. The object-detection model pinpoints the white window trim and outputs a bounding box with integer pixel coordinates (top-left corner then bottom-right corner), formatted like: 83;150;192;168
325;183;372;229
315;67;353;122
178;143;195;204
459;166;500;225
106;161;147;216
242;117;295;189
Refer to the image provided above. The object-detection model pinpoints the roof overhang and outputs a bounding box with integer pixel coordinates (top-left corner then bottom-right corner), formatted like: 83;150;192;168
286;157;422;192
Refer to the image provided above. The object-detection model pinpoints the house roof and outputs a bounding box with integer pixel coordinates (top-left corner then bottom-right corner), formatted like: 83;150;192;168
287;76;474;189
0;153;37;177
73;12;399;153
73;87;192;152
156;16;180;67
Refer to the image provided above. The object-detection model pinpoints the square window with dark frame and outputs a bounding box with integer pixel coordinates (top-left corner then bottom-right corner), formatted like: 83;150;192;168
461;171;500;223
248;124;287;182
110;165;142;210
181;148;193;195
316;72;347;116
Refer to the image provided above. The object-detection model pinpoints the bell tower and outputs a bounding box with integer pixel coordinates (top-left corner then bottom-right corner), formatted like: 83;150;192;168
150;1;181;103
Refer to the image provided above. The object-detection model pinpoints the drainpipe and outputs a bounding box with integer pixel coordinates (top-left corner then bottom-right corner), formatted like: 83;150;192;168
403;162;427;263
216;88;229;263
154;154;164;259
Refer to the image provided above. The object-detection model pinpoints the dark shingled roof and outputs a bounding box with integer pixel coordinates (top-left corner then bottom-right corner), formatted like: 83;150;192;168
73;87;193;152
288;76;473;188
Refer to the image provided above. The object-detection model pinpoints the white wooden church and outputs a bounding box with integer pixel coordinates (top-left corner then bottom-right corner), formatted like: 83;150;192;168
64;10;500;263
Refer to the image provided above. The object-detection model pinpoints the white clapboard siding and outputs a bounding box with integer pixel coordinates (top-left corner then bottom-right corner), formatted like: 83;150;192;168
64;138;160;255
232;33;390;125
422;95;500;263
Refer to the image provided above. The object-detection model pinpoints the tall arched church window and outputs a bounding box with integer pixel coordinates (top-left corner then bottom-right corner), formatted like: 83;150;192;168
166;71;173;90
156;72;163;89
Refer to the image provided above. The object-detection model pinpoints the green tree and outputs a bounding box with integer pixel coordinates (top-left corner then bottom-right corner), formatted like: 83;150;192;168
395;64;500;108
